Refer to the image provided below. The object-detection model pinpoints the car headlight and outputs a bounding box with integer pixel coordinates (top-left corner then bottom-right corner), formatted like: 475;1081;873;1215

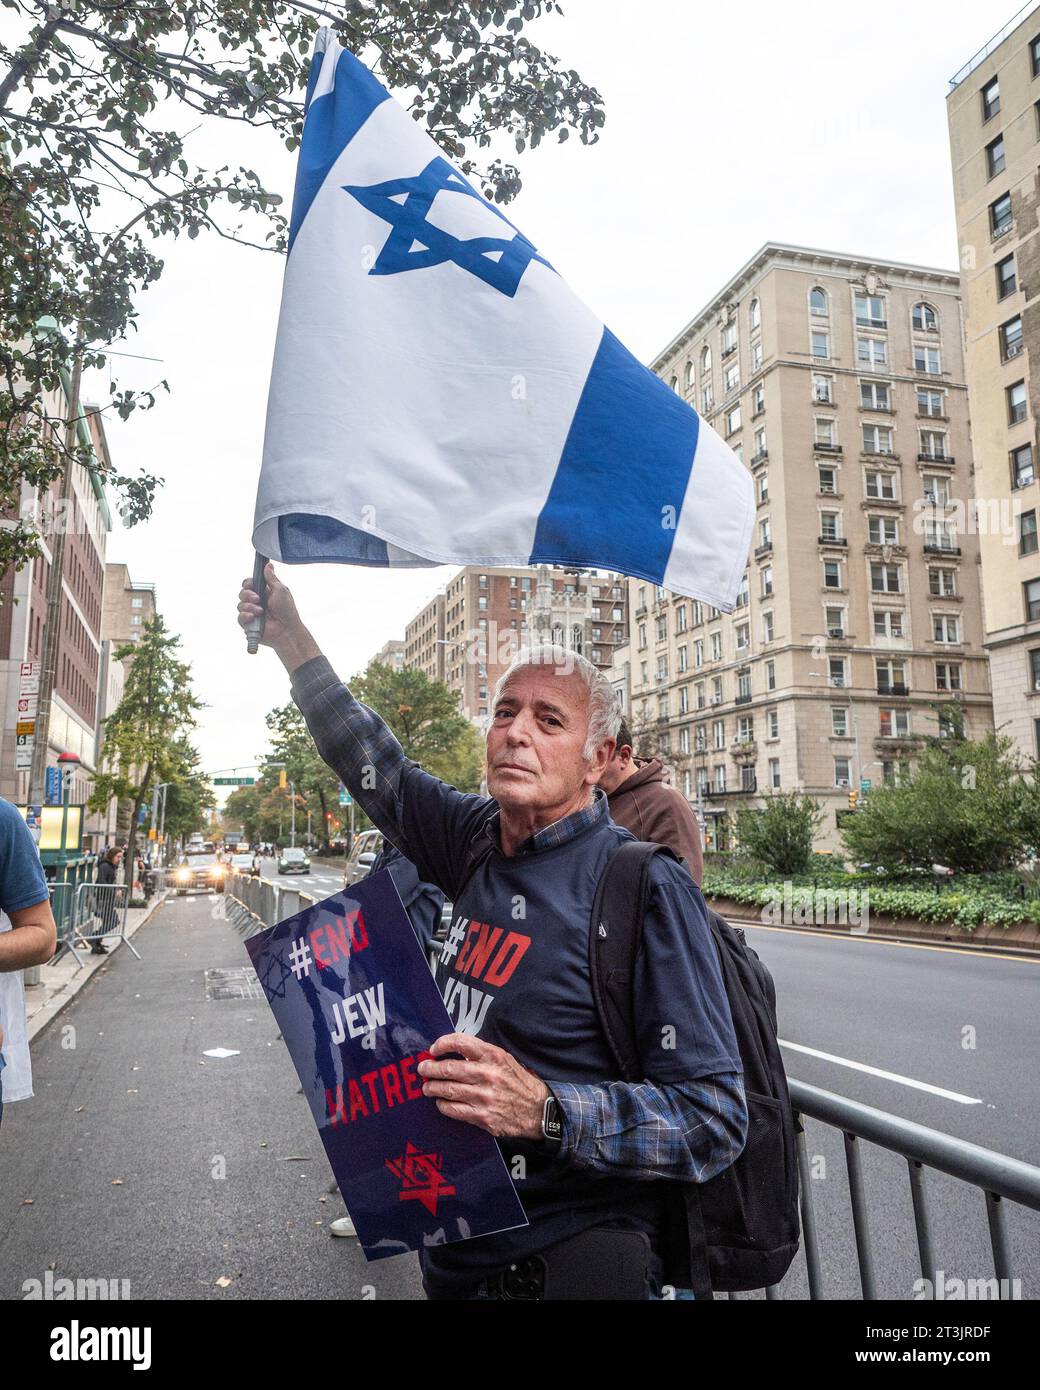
177;868;190;882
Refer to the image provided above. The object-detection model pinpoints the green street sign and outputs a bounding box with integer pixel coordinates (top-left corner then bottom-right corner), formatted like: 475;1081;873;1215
213;777;255;786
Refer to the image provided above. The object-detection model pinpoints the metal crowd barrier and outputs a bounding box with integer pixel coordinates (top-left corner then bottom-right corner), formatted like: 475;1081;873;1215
59;882;139;968
741;1080;1040;1302
223;870;317;942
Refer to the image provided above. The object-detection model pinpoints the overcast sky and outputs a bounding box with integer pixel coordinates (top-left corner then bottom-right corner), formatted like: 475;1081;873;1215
57;0;1017;799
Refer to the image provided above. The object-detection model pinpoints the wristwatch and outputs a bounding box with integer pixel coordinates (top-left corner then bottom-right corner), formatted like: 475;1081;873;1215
540;1092;563;1150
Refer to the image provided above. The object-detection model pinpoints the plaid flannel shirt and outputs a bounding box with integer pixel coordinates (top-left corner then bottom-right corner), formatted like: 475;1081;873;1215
290;654;747;1184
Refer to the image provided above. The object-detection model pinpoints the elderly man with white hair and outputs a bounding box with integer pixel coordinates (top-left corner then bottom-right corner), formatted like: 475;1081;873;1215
238;563;746;1301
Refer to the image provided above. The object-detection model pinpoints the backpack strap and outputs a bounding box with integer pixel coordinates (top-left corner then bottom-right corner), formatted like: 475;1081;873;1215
588;840;679;1084
588;838;714;1302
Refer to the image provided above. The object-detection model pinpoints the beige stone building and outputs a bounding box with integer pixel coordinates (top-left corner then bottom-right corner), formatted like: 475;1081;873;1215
947;7;1040;763
370;638;406;672
646;243;993;852
102;563;156;649
404;565;628;730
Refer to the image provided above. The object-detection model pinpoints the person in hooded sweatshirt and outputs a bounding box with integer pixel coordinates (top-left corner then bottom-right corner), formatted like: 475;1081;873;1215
598;717;703;887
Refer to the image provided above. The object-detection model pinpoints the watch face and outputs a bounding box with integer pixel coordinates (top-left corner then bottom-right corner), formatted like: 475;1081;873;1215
542;1097;563;1141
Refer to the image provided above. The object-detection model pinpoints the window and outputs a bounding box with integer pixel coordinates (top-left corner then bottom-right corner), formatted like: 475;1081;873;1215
761;564;773;597
1021;510;1039;557
676;604;688;633
754;426;767;459
860;381;891;410
823;560;842;589
478;595;488;610
820;510;841;541
638;623;647;649
826;605;845;637
1027;579;1040;622
855;294;886;329
759;517;772;548
678;645;688;673
871;563;901;593
912;302;938;332
1001;316;1024;361
758;472;769;504
930;568;957;598
914;345;942;376
735;572;750;608
834;757;852;787
879;709;910;739
813;374;833;404
679;684;689;714
767;708;779;740
131;614;141;625
131;597;143;609
1008;380;1028;426
933;614;960;644
751;340;763;371
818;466;837;495
769;758;781;790
869;516;898;545
874;609;904;639
753;384;765;414
986;134;1006;178
737;714;754;742
685;360;695;390
713;765;727;794
1012;443;1035;489
990;192;1013;238
737;668;752;699
925;518;957;552
749;298;761;330
857;337;887;368
815;417;836;447
921;430;949;461
865;470;895;500
722;361;741;398
721;321;738;356
996;254;1017;301
702;383;714;413
863;423;894;454
811;330;830;360
694;638;704;668
725;405;742;435
831;707;849;737
923;474;952;505
982;77;1000;122
918;388;945;417
679;725;691;755
696;682;706;710
711;631;722;661
713;719;726;750
936;662;962;692
810;286;828;316
765;659;776;691
763;612;775;642
656;613;668;641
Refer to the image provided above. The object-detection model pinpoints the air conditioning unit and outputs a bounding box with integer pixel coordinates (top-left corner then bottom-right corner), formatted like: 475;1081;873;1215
828;627;845;640
710;695;722;705
837;779;851;788
830;677;846;688
1006;340;1024;358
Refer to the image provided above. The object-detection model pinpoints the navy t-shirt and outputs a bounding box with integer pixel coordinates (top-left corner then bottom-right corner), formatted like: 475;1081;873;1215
394;768;740;1297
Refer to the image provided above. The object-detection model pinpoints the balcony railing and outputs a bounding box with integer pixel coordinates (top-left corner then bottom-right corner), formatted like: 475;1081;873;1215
819;535;847;546
918;452;954;465
877;683;910;697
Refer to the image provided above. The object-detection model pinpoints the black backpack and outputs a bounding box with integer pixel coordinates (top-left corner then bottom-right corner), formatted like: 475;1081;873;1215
456;832;801;1298
590;840;801;1297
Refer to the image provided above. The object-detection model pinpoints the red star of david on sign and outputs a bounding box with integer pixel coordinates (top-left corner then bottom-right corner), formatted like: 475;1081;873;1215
385;1141;457;1216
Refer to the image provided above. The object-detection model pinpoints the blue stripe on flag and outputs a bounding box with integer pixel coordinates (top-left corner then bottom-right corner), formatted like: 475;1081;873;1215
278;515;390;565
288;47;389;252
530;328;700;582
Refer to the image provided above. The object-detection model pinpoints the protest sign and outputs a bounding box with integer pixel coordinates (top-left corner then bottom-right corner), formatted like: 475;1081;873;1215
244;870;528;1260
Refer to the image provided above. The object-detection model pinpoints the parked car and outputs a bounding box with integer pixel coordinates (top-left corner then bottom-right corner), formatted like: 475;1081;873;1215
278;846;311;875
175;851;226;895
344;830;384;886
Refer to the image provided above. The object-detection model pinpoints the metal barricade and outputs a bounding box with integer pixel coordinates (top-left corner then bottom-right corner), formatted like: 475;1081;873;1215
58;882;140;970
223;871;316;941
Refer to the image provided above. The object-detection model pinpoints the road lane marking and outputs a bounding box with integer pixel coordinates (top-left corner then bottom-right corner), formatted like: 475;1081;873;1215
778;1040;983;1105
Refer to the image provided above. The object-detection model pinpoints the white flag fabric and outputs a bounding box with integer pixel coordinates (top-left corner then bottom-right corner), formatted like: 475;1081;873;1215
254;28;753;609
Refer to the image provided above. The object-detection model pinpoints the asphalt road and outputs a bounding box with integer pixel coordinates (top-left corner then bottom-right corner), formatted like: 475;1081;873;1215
0;890;424;1302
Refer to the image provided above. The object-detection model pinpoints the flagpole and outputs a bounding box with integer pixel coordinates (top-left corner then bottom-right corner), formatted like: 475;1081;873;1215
245;552;268;654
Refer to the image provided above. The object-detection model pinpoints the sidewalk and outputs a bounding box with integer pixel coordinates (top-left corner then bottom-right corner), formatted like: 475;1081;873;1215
25;890;171;1043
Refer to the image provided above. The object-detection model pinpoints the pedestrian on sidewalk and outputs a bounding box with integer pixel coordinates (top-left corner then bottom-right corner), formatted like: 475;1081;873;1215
597;717;704;886
0;796;58;1127
93;849;122;954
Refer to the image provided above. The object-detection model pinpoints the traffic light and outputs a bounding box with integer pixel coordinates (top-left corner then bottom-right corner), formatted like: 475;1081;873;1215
278;768;287;790
848;788;859;811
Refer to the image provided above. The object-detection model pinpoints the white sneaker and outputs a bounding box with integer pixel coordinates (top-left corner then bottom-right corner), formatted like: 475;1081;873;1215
330;1216;358;1237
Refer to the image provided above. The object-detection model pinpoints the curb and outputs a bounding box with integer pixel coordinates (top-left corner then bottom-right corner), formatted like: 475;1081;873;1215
26;890;172;1044
706;896;1040;958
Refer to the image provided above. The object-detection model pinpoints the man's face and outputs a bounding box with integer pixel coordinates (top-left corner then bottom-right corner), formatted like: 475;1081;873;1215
486;666;611;816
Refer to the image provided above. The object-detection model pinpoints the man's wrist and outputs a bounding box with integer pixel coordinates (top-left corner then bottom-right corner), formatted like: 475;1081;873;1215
275;629;322;678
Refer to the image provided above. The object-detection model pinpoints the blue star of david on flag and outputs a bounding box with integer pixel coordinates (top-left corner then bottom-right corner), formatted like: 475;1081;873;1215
344;156;551;298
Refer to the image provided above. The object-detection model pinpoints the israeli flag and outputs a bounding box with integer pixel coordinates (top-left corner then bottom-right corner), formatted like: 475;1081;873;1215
254;28;753;609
